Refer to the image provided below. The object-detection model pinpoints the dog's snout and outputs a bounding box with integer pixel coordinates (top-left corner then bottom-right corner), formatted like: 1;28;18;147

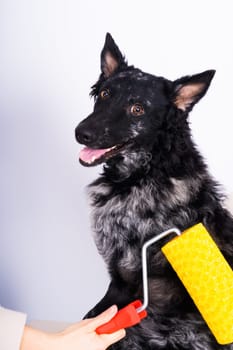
75;124;94;145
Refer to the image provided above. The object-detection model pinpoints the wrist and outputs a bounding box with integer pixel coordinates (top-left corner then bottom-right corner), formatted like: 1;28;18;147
20;326;53;350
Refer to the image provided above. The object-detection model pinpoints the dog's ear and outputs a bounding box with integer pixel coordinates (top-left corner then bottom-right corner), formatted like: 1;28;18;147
172;70;215;112
101;33;127;78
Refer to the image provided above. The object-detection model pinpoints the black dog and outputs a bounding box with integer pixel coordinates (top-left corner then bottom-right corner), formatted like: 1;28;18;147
75;33;233;350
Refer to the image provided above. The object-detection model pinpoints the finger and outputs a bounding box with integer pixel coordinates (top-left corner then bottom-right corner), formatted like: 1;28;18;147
101;328;126;347
88;305;118;330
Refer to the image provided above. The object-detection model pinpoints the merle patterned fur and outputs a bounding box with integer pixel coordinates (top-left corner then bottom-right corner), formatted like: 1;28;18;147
75;33;233;350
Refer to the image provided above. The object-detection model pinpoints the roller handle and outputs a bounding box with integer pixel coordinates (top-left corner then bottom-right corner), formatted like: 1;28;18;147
96;300;147;334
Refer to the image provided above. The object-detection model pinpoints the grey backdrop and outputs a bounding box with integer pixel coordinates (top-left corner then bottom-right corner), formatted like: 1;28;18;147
1;0;233;322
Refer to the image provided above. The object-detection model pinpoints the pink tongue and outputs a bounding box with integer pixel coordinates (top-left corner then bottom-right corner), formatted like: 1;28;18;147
79;147;111;163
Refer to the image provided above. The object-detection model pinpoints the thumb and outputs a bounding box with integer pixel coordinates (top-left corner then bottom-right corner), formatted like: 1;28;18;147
88;305;118;330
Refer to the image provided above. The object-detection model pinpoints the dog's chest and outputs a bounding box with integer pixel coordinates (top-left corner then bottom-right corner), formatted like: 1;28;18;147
89;183;158;267
89;180;184;268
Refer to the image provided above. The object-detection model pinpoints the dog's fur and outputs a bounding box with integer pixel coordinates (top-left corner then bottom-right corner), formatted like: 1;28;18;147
75;33;233;349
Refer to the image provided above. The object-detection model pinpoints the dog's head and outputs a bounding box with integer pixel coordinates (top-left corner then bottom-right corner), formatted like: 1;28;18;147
75;33;215;178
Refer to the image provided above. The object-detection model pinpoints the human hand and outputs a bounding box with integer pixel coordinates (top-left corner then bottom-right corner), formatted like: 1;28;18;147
52;305;125;350
21;305;126;350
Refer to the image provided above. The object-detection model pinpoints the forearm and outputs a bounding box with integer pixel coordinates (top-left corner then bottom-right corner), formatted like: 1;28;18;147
0;307;52;350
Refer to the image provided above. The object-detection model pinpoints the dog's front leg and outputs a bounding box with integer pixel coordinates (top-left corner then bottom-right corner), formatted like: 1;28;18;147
84;279;133;319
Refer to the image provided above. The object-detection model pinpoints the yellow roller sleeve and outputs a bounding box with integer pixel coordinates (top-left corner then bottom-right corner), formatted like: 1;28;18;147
162;223;233;345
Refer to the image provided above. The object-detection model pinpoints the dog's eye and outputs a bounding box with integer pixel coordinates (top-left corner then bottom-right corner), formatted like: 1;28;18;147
131;104;145;116
100;89;110;100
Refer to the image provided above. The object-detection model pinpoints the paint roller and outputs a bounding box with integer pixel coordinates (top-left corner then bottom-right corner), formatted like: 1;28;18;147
96;223;233;345
162;223;233;345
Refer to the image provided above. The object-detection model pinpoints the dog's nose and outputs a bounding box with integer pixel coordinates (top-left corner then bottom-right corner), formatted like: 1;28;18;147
75;125;94;145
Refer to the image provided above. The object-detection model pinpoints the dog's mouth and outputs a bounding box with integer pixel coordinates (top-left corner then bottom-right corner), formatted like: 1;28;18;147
79;143;126;166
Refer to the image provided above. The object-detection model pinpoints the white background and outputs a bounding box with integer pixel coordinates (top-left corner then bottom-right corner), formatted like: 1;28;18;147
0;0;233;322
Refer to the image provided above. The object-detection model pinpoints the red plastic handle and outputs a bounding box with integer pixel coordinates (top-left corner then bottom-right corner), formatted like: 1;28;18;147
96;300;147;334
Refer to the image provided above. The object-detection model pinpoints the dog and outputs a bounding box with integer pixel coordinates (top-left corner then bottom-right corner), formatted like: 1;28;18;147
75;33;233;350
